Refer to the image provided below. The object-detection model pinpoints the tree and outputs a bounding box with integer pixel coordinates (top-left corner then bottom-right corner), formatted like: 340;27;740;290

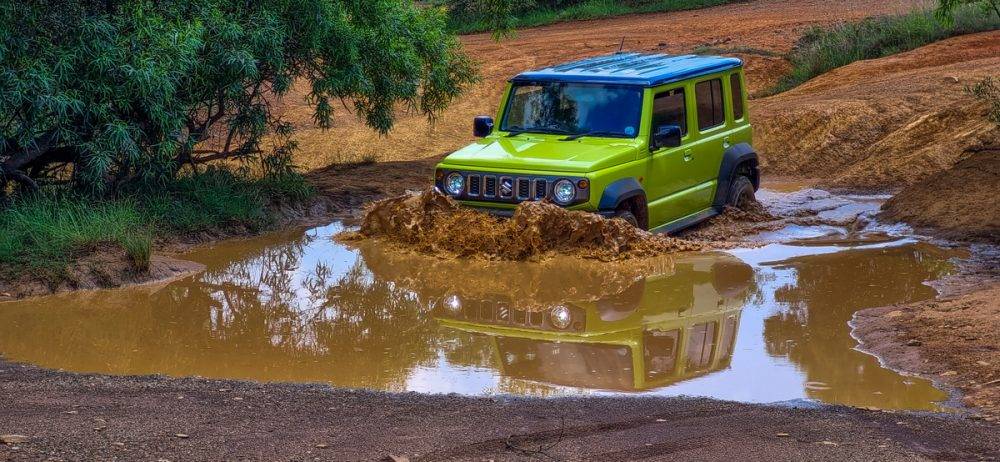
936;0;1000;23
0;0;477;196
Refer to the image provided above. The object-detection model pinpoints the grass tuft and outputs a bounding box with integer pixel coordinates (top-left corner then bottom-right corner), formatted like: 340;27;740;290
770;7;1000;94
0;169;314;278
0;195;146;276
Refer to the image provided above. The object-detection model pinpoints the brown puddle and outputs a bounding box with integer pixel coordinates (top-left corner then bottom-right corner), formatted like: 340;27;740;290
0;219;963;410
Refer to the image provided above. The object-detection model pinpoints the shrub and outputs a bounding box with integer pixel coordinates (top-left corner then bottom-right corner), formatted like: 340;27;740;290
772;7;1000;93
1;0;476;197
967;77;1000;125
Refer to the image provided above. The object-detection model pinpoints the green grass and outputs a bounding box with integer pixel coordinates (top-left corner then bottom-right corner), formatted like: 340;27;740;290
771;7;1000;94
0;169;314;278
447;0;742;35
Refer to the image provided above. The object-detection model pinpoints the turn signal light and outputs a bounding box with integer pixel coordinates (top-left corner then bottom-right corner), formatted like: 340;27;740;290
577;179;590;189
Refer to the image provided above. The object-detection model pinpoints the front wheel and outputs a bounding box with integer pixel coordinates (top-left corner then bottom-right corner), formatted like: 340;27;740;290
613;208;640;228
727;175;756;210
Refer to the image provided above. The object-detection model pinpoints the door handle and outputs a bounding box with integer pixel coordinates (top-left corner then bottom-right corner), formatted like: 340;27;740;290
683;149;693;161
723;136;731;149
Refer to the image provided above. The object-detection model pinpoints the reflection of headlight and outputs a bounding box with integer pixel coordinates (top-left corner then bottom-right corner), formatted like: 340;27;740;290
552;179;575;205
445;173;465;196
549;305;572;329
443;294;462;313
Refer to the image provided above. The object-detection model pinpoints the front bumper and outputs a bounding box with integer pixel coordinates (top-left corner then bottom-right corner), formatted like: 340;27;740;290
468;203;615;219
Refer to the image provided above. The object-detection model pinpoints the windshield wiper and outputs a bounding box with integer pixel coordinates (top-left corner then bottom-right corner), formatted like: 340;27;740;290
560;131;617;141
506;127;571;137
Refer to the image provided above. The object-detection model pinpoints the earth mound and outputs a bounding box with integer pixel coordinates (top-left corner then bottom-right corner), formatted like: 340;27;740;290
340;189;704;261
753;31;1000;191
880;149;1000;243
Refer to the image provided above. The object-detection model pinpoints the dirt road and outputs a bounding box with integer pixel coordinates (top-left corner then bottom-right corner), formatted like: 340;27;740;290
286;0;923;170
1;358;998;461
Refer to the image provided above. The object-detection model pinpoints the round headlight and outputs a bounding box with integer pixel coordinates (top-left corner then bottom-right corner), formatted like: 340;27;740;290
552;179;576;205
549;305;572;330
445;173;465;196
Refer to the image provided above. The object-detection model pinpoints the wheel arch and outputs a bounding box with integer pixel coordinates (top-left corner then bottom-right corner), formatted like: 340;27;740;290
598;177;649;228
713;143;759;209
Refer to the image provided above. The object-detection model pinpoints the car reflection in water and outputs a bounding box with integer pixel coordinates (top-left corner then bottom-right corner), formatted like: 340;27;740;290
429;255;756;392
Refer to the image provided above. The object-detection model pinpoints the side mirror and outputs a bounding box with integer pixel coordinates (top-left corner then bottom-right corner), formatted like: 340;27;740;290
473;116;494;137
651;125;682;150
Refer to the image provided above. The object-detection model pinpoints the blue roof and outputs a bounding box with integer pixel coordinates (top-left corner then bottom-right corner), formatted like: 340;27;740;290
510;52;742;87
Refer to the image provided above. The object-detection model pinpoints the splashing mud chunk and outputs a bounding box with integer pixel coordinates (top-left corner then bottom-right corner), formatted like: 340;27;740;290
342;189;704;261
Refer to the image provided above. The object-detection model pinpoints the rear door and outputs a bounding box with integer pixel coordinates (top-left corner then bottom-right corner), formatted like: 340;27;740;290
687;76;731;206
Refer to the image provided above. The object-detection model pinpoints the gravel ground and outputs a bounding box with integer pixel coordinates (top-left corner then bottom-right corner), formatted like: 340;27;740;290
1;359;998;461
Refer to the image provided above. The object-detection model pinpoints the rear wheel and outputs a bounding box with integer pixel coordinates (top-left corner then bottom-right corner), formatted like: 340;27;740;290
728;175;756;210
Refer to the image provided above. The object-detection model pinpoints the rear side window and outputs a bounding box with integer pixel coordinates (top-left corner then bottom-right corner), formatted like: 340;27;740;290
652;88;687;135
696;79;725;130
730;74;744;120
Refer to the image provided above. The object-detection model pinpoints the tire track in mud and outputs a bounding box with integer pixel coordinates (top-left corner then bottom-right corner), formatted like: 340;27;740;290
413;408;722;461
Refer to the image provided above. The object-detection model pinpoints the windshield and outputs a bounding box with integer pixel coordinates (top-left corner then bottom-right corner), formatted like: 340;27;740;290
501;82;643;138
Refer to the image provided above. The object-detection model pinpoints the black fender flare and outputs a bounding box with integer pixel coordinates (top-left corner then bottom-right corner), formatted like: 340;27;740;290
713;143;759;208
598;177;646;212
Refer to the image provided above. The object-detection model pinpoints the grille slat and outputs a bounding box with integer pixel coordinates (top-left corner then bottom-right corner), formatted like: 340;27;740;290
484;176;497;198
516;178;530;200
468;175;481;197
533;179;547;200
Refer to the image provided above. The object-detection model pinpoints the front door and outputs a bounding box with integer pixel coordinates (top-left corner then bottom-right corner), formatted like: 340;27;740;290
646;86;703;227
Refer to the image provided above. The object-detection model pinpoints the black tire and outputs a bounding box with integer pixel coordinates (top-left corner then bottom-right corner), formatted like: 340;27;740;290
613;208;640;228
727;175;756;209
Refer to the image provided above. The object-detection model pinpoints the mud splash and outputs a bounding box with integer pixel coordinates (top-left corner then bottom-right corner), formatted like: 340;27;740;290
679;203;780;242
341;189;705;261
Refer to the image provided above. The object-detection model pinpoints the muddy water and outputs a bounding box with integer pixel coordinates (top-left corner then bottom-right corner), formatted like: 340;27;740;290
0;216;962;411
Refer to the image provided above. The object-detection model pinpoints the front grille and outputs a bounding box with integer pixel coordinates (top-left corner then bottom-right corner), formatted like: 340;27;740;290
433;298;581;332
484;176;497;198
468;175;481;196
441;171;583;205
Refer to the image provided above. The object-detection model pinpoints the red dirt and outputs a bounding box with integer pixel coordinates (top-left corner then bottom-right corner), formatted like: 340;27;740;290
754;31;1000;190
854;281;1000;421
880;148;1000;243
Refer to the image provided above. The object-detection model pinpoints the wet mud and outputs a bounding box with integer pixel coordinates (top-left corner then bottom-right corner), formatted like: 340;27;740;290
0;245;204;301
881;148;1000;244
342;189;705;261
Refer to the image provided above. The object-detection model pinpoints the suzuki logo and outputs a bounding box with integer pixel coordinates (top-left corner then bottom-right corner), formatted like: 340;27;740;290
500;178;513;196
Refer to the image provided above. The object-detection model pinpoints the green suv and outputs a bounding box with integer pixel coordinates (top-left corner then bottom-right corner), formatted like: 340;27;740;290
435;52;758;233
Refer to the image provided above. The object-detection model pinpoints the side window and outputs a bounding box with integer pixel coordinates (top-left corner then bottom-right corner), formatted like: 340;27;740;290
730;74;744;120
643;329;680;381
686;321;717;372
695;79;724;130
652;88;687;135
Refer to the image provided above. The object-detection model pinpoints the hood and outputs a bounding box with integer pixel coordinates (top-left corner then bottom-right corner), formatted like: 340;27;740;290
442;135;642;173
